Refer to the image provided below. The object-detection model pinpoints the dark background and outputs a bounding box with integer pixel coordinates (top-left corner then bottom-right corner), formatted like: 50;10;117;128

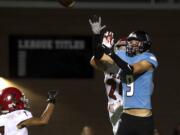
0;3;180;135
9;35;93;78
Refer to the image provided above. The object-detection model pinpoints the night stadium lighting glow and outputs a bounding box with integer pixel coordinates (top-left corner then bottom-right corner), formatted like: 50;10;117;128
0;77;43;102
0;77;24;92
0;77;14;90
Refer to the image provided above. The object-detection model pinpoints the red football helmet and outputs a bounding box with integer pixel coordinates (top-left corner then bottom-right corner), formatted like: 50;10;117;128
0;87;29;113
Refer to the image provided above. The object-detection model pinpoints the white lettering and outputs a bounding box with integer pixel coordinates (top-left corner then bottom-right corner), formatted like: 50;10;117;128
55;40;85;50
18;39;53;50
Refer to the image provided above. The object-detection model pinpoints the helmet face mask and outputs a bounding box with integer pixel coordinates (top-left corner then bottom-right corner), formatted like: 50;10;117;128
126;31;152;56
127;40;142;56
0;87;29;114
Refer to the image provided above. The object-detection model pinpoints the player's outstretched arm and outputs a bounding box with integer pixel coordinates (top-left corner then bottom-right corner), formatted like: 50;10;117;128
90;56;107;71
89;15;106;35
17;90;58;128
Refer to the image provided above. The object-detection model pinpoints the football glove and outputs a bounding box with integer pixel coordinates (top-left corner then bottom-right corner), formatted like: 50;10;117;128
47;90;58;104
102;31;114;48
101;31;115;55
89;15;106;34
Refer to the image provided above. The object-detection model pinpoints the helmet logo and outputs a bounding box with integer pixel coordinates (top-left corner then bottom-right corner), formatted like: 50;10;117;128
6;95;12;101
8;102;16;109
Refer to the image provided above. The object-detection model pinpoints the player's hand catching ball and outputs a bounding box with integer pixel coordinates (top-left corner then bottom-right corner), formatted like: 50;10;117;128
102;31;114;48
101;31;115;55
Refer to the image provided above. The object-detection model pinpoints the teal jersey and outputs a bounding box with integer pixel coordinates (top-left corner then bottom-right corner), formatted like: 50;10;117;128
116;50;158;109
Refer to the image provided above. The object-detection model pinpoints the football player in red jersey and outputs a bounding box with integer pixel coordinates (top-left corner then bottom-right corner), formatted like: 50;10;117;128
89;16;127;135
0;87;57;135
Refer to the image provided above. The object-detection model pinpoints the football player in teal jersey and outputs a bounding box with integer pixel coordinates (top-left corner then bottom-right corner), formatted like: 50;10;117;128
92;29;158;135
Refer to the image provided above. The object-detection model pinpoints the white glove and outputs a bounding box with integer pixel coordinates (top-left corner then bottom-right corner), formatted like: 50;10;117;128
89;16;106;34
102;31;114;48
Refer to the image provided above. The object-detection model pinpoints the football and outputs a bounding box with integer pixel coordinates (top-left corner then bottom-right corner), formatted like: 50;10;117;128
58;0;76;8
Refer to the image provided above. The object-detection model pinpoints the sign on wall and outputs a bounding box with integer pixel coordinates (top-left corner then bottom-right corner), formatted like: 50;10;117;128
9;35;93;78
